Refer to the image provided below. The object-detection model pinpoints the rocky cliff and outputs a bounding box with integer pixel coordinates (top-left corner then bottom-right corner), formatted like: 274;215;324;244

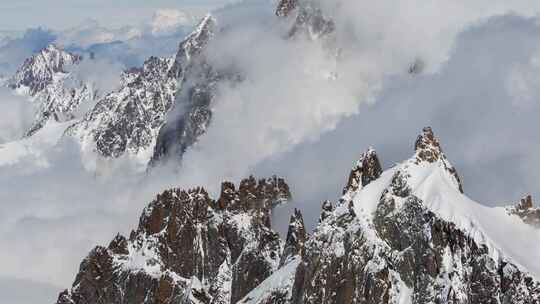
56;176;291;304
57;128;540;304
6;44;96;136
66;15;217;160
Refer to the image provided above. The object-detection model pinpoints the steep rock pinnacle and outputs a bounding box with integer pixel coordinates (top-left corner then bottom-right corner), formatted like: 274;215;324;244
415;127;464;193
508;195;540;228
343;147;382;194
280;209;307;267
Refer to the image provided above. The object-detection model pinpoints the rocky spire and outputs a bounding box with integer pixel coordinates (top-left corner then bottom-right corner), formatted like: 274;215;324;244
169;14;216;78
217;181;238;210
343;147;383;194
280;208;306;267
107;233;129;255
319;200;334;222
57;176;291;304
518;195;534;210
414;127;464;193
414;127;443;163
508;195;540;228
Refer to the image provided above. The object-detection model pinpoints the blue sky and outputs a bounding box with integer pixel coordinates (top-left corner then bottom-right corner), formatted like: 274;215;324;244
0;0;229;30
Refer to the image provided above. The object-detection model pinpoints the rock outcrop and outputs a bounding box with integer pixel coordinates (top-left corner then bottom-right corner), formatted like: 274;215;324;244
342;147;382;194
507;195;540;228
414;126;464;193
280;209;306;267
56;176;291;304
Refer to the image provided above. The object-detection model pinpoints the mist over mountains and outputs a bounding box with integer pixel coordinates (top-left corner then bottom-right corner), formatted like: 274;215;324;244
1;0;540;303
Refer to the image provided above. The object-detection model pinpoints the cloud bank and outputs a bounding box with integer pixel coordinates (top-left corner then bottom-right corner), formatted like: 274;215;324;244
0;87;35;143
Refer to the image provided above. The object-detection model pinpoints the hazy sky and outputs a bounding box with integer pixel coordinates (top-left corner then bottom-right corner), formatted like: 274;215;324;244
0;0;230;30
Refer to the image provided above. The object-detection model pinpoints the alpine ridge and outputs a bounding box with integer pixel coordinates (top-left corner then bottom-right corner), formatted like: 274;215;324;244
2;0;339;167
66;15;217;161
56;176;291;304
1;15;219;162
56;127;540;304
6;44;97;136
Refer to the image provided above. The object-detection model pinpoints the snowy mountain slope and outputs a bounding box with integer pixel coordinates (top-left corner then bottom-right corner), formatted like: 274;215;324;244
237;257;301;304
6;44;97;136
8;44;81;95
0;120;72;167
0;14;217;166
227;127;540;304
344;127;540;280
289;127;540;304
65;15;217;164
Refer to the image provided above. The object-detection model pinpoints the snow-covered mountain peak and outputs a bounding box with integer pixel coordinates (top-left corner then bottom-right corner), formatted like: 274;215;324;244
3;43;99;136
410;126;464;193
9;44;81;95
342;128;540;279
66;14;218;163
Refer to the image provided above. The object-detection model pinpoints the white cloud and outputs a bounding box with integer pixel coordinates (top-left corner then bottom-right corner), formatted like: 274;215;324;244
150;9;197;36
0;87;35;143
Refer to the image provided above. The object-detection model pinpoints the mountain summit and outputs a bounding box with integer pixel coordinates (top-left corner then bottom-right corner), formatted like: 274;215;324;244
6;44;96;136
56;128;540;304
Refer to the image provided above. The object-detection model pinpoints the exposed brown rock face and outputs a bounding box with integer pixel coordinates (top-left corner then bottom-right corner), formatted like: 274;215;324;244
343;148;382;194
56;176;291;304
280;209;307;267
508;195;540;228
415;127;464;193
415;126;442;163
